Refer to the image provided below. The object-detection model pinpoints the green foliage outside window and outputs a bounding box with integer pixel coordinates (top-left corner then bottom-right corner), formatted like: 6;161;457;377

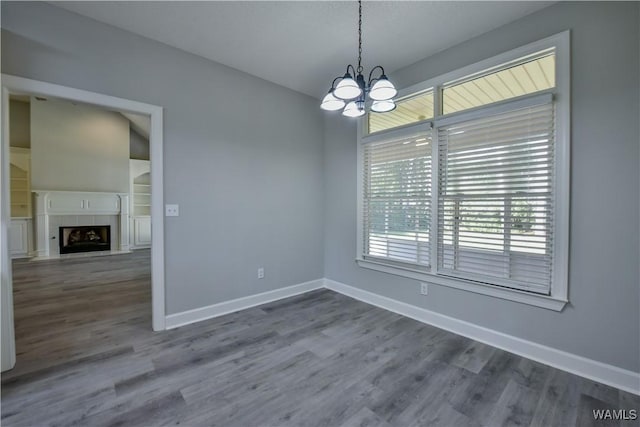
368;157;430;236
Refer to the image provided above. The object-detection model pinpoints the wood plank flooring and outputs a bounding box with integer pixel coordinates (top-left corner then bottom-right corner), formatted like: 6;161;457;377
2;251;638;426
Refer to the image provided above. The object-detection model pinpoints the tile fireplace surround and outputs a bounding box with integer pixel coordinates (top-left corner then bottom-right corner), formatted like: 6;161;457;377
32;191;129;258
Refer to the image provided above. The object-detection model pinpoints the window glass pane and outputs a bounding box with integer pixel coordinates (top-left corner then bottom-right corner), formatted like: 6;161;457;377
363;131;432;267
442;51;555;115
367;90;433;134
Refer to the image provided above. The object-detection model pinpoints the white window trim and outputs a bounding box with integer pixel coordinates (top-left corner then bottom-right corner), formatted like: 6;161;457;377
356;31;570;311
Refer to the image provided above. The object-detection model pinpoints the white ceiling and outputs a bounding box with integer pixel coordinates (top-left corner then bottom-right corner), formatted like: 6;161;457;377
51;1;554;99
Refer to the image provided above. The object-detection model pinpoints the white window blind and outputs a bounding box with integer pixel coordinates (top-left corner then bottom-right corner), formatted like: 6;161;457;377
437;100;555;294
363;127;433;269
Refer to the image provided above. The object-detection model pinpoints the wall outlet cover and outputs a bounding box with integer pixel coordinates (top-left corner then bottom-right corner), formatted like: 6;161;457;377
420;282;429;295
165;204;179;217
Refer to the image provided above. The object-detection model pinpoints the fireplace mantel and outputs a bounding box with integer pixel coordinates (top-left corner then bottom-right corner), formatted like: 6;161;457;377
33;190;129;257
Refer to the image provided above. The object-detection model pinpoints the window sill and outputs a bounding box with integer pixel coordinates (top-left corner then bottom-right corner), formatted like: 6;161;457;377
355;258;568;311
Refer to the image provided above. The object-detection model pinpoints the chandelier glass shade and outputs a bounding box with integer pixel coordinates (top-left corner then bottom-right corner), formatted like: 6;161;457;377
343;100;366;118
370;99;396;113
369;77;397;101
334;75;362;100
320;92;345;111
321;0;397;117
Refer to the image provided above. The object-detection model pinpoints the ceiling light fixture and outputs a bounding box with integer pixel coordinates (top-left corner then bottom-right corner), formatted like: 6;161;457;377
320;0;397;117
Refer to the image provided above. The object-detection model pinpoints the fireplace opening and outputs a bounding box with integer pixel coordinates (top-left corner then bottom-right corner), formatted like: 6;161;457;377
59;225;111;254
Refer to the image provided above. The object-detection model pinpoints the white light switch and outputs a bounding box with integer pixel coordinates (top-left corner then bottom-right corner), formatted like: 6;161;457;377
165;204;179;217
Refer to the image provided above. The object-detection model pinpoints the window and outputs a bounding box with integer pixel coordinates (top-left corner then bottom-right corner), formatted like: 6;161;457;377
367;90;434;134
357;32;569;309
441;50;555;115
437;97;554;294
362;125;433;269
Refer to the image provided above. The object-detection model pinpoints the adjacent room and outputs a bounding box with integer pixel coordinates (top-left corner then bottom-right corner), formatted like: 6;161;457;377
5;94;154;390
0;1;638;426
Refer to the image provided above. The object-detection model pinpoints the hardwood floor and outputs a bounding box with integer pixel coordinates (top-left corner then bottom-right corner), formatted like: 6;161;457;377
1;251;638;426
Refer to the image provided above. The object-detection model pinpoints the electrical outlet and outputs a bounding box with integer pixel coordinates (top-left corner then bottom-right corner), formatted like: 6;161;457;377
165;204;179;217
257;267;265;279
420;282;429;295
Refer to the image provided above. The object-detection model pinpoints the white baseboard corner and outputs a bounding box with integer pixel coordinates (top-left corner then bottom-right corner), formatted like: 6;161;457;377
165;278;324;330
323;278;640;396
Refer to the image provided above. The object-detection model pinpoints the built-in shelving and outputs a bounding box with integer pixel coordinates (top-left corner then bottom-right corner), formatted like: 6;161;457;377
132;173;151;216
10;148;31;218
130;159;152;248
9;147;32;258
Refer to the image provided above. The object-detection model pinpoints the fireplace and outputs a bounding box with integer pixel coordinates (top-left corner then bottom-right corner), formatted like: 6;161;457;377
59;225;111;254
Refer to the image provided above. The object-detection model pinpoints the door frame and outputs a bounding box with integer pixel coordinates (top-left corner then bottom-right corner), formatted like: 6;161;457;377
1;75;166;371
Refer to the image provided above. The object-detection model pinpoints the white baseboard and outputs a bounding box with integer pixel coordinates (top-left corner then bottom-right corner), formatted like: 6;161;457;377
165;279;324;330
163;276;639;395
324;278;640;396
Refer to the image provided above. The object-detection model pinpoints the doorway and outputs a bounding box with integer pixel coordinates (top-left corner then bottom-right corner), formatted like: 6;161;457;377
1;75;166;372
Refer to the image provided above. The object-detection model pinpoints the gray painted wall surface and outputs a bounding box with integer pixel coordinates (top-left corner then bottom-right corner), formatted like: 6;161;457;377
323;1;639;373
1;1;324;314
130;128;150;161
31;98;130;193
9;100;30;148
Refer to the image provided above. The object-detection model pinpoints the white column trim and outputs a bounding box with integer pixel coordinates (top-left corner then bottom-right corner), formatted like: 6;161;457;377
33;192;49;257
118;194;130;252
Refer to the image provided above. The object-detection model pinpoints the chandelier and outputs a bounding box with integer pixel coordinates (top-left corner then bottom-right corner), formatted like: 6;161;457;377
320;0;397;117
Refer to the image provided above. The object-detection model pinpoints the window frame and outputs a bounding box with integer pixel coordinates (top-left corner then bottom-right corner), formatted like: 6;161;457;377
356;31;570;311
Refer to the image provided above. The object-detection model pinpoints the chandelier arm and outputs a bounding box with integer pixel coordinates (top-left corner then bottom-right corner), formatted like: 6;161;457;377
346;64;357;77
367;65;386;86
331;76;342;90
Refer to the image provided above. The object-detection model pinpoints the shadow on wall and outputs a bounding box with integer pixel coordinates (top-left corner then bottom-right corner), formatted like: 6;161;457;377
1;30;75;72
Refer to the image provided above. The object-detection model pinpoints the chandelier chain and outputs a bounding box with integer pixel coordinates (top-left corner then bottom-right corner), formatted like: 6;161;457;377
357;0;363;74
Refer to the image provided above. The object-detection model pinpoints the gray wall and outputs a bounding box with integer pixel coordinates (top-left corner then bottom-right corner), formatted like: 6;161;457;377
324;1;639;373
9;100;29;148
31;97;130;193
130;128;150;161
1;1;325;314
